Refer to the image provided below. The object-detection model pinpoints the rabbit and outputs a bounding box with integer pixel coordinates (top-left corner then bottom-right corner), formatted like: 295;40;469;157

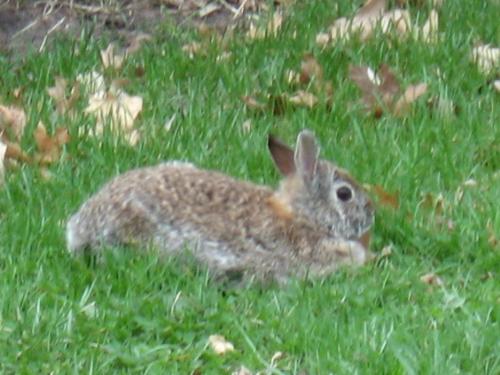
66;129;375;283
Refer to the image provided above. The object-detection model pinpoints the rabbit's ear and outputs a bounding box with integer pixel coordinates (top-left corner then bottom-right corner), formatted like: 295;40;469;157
268;135;296;176
294;130;319;184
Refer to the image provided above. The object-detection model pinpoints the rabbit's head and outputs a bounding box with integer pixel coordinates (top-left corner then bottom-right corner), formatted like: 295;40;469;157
269;130;374;241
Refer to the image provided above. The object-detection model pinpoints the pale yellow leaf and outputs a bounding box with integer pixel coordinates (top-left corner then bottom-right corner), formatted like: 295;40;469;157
164;114;176;132
267;11;284;35
379;9;410;36
208;334;235;355
288;91;318;108
232;366;253;375
101;43;126;70
76;71;106;96
0;140;6;184
420;9;439;43
381;244;393;257
471;44;500;74
493;80;500;92
0;105;27;142
315;32;330;46
47;76;80;116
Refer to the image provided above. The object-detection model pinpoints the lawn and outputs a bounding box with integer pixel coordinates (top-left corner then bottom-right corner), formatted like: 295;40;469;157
0;0;498;373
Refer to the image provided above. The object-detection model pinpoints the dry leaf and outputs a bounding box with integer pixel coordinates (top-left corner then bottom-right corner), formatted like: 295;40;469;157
241;95;266;111
350;64;427;116
0;140;6;184
232;366;253;375
372;184;399;209
268;11;284;36
486;220;498;249
393;83;428;115
84;83;143;146
126;33;152;55
247;11;284;39
494;80;500;92
47;76;80;116
270;351;284;366
420;192;444;215
76;71;106;95
288;90;318;108
315;32;330;46
33;122;70;165
241;119;252;133
4;141;30;163
182;41;203;58
198;3;220;18
326;0;411;42
357;0;387;18
208;335;235;355
419;9;439;43
164;114;176;132
299;54;323;85
101;43;126;70
381;9;411;34
0;105;27;142
381;244;393;257
471;44;500;74
420;272;444;287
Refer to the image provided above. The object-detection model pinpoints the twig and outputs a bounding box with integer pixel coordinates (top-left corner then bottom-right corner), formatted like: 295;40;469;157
39;16;65;52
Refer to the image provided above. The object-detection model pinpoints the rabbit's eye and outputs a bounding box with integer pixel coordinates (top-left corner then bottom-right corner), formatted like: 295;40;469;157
336;186;353;202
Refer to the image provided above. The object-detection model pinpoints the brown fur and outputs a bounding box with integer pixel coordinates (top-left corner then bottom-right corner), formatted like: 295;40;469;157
66;131;375;283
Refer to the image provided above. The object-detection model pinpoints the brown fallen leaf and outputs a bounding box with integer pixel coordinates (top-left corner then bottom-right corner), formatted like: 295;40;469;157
420;272;444;287
101;43;126;70
33;121;70;165
372;184;400;209
241;95;266;111
349;64;427;116
419;192;444;216
4;141;30;163
47;76;80;117
299;53;324;86
0;105;27;142
393;83;428;115
208;335;235;355
125;32;152;55
486;220;498;249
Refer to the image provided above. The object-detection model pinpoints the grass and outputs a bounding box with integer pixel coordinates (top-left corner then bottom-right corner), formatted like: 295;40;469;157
0;0;499;373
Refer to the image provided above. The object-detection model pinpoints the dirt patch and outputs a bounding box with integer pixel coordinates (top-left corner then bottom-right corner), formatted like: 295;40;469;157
0;0;268;58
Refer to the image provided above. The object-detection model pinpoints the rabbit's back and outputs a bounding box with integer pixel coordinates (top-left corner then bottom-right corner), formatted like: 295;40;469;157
66;161;286;271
